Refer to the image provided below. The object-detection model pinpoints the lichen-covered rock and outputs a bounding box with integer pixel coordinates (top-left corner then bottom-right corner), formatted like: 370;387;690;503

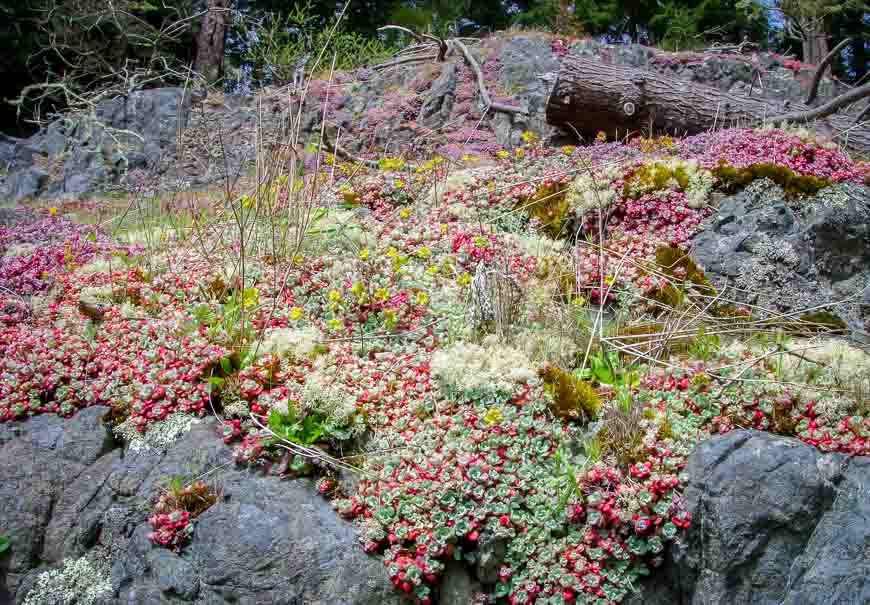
0;411;401;605
627;430;870;605
691;181;870;336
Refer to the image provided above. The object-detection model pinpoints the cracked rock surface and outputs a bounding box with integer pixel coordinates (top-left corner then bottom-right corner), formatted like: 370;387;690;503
0;407;402;605
627;430;870;605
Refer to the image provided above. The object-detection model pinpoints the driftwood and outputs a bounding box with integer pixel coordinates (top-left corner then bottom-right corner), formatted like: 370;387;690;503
545;54;870;153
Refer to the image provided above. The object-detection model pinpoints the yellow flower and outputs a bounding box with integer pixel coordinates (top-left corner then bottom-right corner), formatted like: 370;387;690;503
381;309;397;329
604;275;615;287
496;150;510;160
386;247;398;259
293;254;304;265
415;291;429;306
562;145;576;155
324;153;335;165
394;179;404;189
514;148;525;160
399;207;410;219
241;287;259;308
328;318;343;332
571;296;587;308
483;406;503;426
426;265;439;275
329;289;342;303
358;248;369;261
596;131;607;143
461;154;476;162
473;236;486;248
48;207;58;215
351;282;365;296
290;306;304;320
416;246;431;259
521;130;538;144
440;223;448;235
375;287;390;302
457;272;472;287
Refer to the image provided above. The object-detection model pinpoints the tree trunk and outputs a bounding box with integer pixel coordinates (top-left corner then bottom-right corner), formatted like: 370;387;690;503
545;54;870;154
194;0;232;85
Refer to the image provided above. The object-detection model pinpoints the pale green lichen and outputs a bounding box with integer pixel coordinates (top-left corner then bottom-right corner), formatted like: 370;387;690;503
431;335;537;394
22;557;112;605
114;412;200;453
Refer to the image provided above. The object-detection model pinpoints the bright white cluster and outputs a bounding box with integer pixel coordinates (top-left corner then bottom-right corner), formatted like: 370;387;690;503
566;165;621;217
431;336;537;394
22;557;112;605
299;369;359;426
114;412;199;453
259;326;323;358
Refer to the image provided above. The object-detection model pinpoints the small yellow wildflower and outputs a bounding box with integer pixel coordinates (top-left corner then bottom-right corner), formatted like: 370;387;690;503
399;207;411;219
382;309;397;330
457;272;472;287
604;275;615;287
514;148;525;160
394;179;404;189
440;223;448;235
386;247;398;259
290;306;304;320
241;287;259;308
293;254;304;265
562;145;576;155
521;130;538;144
595;131;607;143
328;318;343;332
473;235;487;248
415;291;429;306
416;246;431;259
328;289;342;303
483;406;503;426
571;296;587;308
496;150;510;160
351;282;365;296
48;207;58;216
375;287;390;302
460;154;476;162
358;248;369;261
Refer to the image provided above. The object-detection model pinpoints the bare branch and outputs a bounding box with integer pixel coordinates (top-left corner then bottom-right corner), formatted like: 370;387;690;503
807;37;851;105
774;82;870;123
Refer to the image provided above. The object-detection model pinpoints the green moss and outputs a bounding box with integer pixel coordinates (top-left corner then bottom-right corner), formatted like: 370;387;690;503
521;182;571;238
623;162;690;199
797;311;848;333
649;246;717;309
539;364;601;421
713;162;831;198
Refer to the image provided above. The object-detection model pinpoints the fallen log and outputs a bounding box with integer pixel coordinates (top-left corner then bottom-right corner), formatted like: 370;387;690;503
545;54;870;154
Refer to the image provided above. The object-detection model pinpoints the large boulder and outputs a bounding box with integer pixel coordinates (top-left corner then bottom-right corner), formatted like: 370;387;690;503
0;410;402;605
0;88;190;201
628;430;870;605
691;181;870;335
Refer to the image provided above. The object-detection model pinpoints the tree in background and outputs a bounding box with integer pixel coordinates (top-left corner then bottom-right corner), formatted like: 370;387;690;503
195;0;234;84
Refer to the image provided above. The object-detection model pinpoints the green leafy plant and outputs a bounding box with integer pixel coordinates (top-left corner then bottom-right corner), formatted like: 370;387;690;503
0;535;9;554
268;407;329;446
687;325;721;362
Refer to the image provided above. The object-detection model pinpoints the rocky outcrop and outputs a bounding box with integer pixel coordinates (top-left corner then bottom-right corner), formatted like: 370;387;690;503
628;430;870;605
691;181;870;335
0;408;402;605
0;88;190;202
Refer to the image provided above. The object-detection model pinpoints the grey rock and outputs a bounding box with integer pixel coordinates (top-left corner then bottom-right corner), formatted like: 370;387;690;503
419;63;457;128
475;531;507;584
691;182;870;334
439;560;481;605
5;167;48;202
628;431;870;605
0;411;401;605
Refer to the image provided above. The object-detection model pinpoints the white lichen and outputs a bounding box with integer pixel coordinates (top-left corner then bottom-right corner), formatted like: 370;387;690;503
431;335;537;394
22;557;112;605
114;412;200;453
258;326;323;358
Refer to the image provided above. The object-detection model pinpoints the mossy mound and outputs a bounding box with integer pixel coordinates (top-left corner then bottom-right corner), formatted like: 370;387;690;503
713;162;832;198
539;364;601;421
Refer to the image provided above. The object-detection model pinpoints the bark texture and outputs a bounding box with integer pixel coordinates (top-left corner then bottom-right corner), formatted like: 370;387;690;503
545;54;870;153
194;0;232;84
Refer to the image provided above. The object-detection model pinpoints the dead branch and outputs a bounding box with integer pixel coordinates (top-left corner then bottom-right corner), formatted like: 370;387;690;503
773;82;870;123
450;39;526;115
806;37;852;105
322;134;379;168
